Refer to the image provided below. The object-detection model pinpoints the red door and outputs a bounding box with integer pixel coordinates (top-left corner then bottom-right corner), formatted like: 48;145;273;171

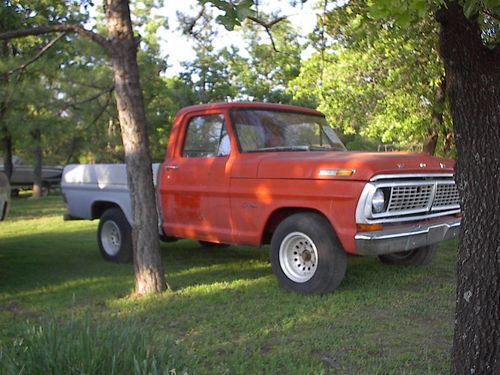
159;111;235;243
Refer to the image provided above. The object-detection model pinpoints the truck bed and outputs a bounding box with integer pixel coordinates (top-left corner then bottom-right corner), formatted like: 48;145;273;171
61;163;159;224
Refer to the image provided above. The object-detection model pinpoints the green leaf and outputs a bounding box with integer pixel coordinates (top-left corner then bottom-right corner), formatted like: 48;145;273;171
463;0;480;18
216;14;240;31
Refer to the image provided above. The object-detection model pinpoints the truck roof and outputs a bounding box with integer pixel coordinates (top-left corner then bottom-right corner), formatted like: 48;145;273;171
174;102;324;117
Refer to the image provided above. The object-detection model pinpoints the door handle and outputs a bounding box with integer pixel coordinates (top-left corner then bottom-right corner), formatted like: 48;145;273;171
165;165;179;171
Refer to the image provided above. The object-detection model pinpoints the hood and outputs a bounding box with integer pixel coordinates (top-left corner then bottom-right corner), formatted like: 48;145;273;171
256;151;455;181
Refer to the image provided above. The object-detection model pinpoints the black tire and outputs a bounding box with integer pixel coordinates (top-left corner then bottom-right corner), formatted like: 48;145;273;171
270;213;347;294
0;201;7;221
378;245;437;266
41;182;50;197
198;240;230;249
97;207;133;263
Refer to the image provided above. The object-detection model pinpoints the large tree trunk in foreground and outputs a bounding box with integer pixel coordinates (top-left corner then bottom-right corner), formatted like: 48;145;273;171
104;0;165;294
437;3;499;374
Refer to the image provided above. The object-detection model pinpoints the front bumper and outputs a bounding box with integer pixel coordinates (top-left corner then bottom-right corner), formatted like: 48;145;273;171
354;216;461;256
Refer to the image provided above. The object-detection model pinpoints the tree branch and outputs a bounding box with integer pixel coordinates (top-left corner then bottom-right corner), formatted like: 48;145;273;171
3;33;66;80
181;6;206;36
247;15;286;52
0;24;112;53
90;90;114;126
482;10;500;22
64;86;115;110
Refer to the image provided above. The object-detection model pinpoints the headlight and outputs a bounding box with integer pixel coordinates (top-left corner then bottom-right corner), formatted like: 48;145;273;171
372;189;386;213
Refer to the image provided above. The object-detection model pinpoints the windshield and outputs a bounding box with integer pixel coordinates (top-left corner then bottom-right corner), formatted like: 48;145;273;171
231;109;346;153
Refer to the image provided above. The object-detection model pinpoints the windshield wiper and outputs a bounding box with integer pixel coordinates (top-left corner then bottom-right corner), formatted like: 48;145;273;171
307;145;345;151
248;146;311;152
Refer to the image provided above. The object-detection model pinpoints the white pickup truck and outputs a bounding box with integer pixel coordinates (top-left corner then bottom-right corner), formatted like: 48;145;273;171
61;163;161;262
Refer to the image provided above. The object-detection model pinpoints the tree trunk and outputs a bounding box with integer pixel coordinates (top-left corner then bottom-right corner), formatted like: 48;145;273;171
443;131;454;156
422;76;446;155
31;128;42;198
0;123;13;180
436;3;500;374
104;0;166;294
422;131;438;155
1;41;13;181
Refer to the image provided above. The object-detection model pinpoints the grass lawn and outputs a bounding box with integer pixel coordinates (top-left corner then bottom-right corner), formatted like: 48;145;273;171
0;196;457;374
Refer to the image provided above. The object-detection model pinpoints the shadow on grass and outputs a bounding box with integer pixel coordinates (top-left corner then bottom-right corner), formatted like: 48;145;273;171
0;220;458;374
99;244;456;374
7;195;66;220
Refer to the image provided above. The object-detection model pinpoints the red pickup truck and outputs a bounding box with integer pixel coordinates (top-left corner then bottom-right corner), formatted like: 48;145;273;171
62;102;461;294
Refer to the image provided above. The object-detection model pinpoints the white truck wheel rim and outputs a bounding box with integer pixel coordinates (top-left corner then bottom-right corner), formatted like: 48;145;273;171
101;221;121;256
279;232;318;283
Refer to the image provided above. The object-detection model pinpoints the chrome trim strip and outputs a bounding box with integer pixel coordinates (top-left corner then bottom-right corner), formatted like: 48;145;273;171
370;173;454;181
361;209;461;224
355;217;461;256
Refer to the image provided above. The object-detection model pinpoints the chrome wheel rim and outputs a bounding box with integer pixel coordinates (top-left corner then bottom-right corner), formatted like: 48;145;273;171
279;232;318;283
101;220;121;256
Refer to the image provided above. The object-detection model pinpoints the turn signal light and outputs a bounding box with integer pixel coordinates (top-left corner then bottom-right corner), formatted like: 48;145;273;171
318;169;355;177
357;224;383;232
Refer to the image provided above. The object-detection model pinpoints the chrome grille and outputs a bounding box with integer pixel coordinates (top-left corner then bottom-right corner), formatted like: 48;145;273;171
433;183;460;207
388;185;433;212
358;174;461;224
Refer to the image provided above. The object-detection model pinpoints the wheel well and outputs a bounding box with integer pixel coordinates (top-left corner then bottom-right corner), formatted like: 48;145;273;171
261;208;332;245
91;201;121;219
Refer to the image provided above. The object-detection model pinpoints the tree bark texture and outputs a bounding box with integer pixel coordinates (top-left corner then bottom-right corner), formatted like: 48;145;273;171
437;2;499;374
104;0;166;294
31;128;42;199
1;42;13;180
0;121;13;180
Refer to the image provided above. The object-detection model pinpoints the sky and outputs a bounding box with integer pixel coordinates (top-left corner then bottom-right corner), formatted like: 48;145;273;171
153;0;320;77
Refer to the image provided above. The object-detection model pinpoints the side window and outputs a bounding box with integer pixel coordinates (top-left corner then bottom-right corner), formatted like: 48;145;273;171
182;114;230;158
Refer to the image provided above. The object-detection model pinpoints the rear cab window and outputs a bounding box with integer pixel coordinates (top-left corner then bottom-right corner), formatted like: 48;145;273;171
182;114;230;158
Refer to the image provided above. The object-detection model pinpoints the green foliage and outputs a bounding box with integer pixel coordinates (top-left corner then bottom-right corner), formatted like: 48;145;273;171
1;0;193;164
178;7;305;104
237;17;303;102
290;0;451;153
201;0;256;30
368;0;500;46
179;9;239;103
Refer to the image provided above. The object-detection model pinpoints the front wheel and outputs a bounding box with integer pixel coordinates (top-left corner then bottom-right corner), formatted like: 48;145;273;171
270;213;347;294
378;245;437;266
97;207;132;263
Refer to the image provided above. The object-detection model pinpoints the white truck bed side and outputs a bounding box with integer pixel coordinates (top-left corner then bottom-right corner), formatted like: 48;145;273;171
61;163;160;224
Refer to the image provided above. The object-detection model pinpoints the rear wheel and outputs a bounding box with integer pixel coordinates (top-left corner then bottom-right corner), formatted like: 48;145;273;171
378;245;437;266
41;182;50;197
97;207;132;263
40;181;50;197
270;213;347;294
